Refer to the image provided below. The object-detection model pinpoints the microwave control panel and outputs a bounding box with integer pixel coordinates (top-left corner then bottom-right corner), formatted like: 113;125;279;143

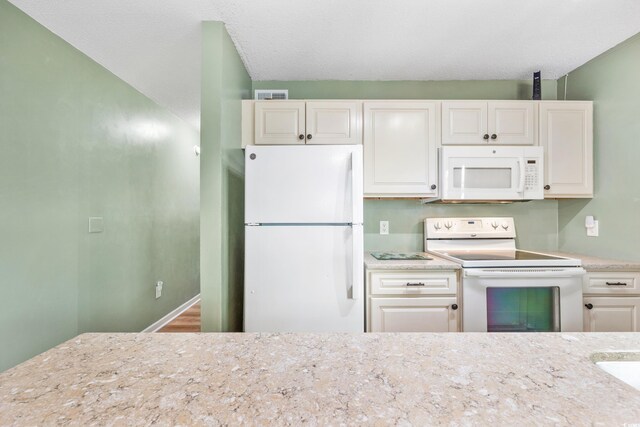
524;159;540;191
522;147;544;199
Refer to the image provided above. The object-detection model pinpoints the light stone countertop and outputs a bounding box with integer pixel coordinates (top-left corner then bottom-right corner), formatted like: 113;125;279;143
1;332;640;425
547;251;640;272
364;252;461;270
365;250;640;272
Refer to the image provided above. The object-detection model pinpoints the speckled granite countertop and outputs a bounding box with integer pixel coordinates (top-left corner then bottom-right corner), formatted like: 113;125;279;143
547;252;640;271
2;333;640;425
365;252;461;270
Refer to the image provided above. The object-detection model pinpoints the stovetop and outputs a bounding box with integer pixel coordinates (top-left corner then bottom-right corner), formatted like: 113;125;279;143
424;217;582;269
428;249;581;268
442;250;566;262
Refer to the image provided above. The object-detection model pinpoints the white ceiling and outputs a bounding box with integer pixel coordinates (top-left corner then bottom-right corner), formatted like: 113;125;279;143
8;0;640;130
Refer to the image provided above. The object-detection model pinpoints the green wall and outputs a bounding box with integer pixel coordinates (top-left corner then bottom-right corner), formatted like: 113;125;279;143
253;79;560;252
365;200;559;252
0;0;200;371
201;22;252;332
557;33;640;261
253;79;558;100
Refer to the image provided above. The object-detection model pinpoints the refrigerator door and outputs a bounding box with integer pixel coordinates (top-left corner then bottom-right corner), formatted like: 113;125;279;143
245;145;363;224
244;224;364;332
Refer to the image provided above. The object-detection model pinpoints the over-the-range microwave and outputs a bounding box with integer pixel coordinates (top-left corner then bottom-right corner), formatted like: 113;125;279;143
439;146;544;202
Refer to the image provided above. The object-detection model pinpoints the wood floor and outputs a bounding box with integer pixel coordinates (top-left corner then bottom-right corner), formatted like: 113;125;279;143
158;302;201;333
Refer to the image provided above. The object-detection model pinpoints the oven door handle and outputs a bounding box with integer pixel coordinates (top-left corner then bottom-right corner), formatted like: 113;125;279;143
464;268;586;279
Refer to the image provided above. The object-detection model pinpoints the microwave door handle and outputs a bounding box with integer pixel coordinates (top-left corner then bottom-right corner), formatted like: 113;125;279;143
517;158;525;193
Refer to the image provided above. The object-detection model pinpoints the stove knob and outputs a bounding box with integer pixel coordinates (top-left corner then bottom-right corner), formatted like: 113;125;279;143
501;222;509;230
434;222;441;230
491;221;498;230
444;222;453;230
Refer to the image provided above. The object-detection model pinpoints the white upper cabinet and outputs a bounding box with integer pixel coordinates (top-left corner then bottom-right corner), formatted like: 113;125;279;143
539;101;593;198
254;101;306;145
442;101;535;145
441;101;488;145
363;101;438;197
305;101;362;145
253;100;362;145
488;101;536;145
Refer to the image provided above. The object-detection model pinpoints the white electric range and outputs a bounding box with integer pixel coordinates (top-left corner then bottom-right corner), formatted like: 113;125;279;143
424;217;585;332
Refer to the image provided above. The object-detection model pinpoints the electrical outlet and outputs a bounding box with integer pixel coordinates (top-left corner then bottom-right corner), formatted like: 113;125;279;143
380;221;389;235
587;220;599;237
155;281;163;299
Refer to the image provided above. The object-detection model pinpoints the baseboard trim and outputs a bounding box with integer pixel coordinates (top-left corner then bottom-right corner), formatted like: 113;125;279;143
142;294;201;333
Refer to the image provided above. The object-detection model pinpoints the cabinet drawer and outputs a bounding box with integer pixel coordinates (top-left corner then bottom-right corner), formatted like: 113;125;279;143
583;272;640;295
369;297;459;332
369;271;457;296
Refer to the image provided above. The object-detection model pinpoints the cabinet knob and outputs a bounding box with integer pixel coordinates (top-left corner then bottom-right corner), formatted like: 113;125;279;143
451;304;458;310
306;134;312;140
491;134;497;140
483;134;490;140
430;184;437;190
298;134;305;140
544;185;551;190
585;303;594;310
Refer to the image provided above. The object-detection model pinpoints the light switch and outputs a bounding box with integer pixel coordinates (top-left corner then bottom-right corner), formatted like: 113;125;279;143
89;217;104;233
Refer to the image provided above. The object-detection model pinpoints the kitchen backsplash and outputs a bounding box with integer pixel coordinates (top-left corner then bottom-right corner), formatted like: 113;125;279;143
364;199;559;252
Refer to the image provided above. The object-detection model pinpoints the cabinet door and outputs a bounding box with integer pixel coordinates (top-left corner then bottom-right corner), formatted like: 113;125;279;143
488;101;536;145
305;101;362;145
363;101;438;197
539;102;593;197
370;297;459;332
254;101;306;145
583;297;640;332
441;101;488;145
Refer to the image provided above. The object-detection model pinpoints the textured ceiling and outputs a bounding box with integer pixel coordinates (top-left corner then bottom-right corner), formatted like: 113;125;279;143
8;0;640;130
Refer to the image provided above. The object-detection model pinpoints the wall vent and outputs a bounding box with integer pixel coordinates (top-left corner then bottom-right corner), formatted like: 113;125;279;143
254;89;289;100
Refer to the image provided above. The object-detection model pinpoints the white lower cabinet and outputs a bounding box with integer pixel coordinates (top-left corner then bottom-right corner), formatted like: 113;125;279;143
370;297;458;332
583;297;640;332
583;271;640;332
366;270;459;332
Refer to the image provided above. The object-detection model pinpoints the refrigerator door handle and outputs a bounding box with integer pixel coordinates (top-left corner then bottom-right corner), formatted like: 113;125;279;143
351;225;363;300
351;149;363;223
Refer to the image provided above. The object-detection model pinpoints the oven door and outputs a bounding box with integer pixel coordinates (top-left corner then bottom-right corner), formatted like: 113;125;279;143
440;146;543;200
462;268;585;332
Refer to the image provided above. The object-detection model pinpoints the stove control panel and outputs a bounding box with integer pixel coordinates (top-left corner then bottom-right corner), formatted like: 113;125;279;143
425;217;516;239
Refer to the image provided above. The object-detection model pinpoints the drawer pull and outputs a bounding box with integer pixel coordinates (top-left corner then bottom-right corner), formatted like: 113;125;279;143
605;282;628;286
406;282;425;287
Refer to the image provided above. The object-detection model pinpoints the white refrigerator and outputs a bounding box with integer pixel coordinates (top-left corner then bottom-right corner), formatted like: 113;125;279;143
244;145;364;332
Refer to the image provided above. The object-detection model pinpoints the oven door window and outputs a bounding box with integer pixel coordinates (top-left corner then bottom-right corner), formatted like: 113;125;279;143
486;287;560;332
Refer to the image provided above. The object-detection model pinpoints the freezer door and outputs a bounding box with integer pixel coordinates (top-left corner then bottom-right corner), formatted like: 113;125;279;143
245;145;363;224
244;225;364;332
